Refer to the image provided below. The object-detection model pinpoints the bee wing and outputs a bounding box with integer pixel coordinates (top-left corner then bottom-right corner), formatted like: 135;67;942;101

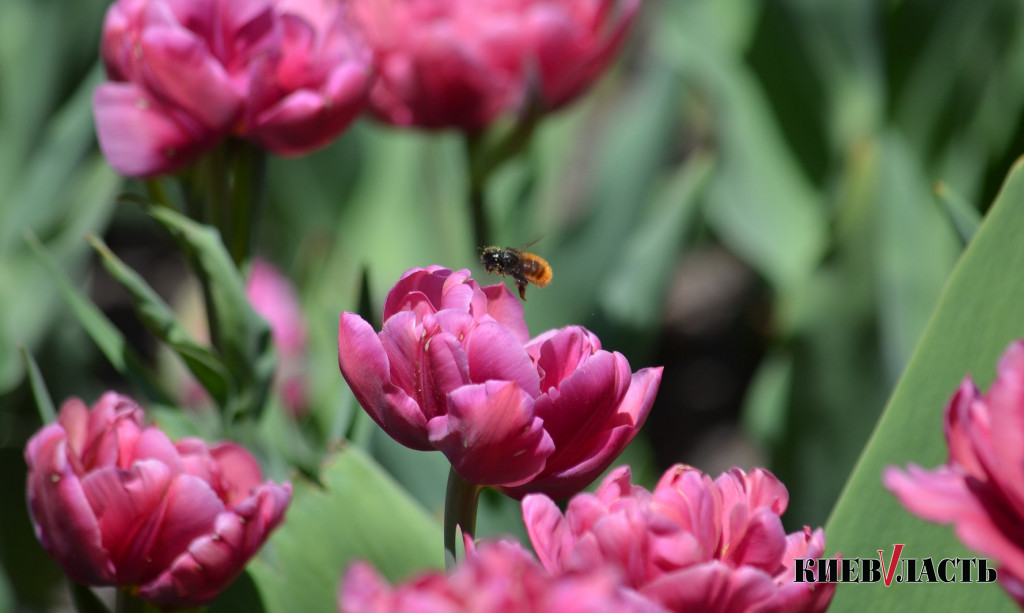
518;236;546;251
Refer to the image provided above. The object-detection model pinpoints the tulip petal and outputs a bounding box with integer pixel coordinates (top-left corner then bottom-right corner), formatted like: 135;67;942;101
338;312;431;450
528;0;639;110
58;398;92;459
884;464;1024;581
944;379;985;475
248;63;369;155
651;466;721;557
642;563;777;613
25;427;114;585
132;427;186;474
210;442;265;505
370;24;521;129
93;82;213;177
482;284;530;344
723;508;787;572
531;350;629;455
428;381;553;486
383;267;454;320
79;459;172;583
465;321;541;398
137;25;242;129
522;493;573;571
984;341;1024;514
140;482;291;606
717;468;789;517
380;310;473;421
527;326;601;391
339;561;395;613
144;474;226;577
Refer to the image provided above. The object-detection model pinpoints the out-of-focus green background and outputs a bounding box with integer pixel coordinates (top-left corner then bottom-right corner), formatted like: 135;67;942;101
4;0;1024;611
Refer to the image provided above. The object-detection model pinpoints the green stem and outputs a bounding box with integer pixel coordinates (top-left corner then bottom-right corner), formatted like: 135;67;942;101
443;466;482;573
226;140;267;267
114;588;146;613
144;179;175;210
463;106;541;249
464;134;491;249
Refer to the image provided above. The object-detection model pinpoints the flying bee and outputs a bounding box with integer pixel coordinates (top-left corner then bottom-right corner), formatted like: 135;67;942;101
479;243;552;301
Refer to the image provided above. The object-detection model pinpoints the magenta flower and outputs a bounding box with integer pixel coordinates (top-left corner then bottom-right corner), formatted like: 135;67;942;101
884;340;1024;606
351;0;640;130
523;465;835;613
338;539;664;613
95;0;372;177
247;258;309;416
337;266;661;497
24;392;291;607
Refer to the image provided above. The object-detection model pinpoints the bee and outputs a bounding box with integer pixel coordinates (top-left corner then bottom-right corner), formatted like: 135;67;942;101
479;243;552;301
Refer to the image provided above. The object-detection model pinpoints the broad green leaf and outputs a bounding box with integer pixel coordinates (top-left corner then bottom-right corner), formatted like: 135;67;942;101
825;158;1024;612
88;234;232;405
24;232;172;405
248;446;441;613
19;346;55;424
147;207;274;424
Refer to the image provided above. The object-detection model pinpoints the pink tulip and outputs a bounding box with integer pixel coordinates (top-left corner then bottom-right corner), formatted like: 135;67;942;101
351;0;640;130
94;0;371;177
247;258;310;416
337;266;661;497
523;465;836;613
24;393;291;607
884;340;1024;606
338;539;665;613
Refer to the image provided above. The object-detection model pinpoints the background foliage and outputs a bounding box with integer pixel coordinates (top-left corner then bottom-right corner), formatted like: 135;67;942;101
4;0;1024;610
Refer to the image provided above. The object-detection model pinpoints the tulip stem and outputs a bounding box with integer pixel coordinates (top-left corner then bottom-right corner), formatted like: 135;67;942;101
226;139;266;267
463;105;540;249
464;133;491;248
114;588;146;613
443;467;482;572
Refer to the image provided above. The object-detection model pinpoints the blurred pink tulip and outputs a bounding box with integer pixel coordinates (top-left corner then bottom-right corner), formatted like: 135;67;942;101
523;465;835;613
885;340;1024;606
95;0;372;176
337;266;661;497
338;539;665;613
351;0;640;130
24;393;291;607
247;258;310;416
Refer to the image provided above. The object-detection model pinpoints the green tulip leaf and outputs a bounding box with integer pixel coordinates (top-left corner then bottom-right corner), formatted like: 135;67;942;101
824;158;1024;612
147;206;275;424
87;234;232;406
248;445;442;613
